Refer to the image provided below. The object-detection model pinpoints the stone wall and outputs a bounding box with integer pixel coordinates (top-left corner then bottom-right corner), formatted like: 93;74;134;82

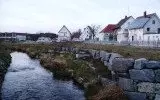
58;47;160;100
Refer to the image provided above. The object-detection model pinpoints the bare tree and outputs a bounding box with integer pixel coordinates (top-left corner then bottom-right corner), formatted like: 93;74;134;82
90;25;101;39
71;29;82;40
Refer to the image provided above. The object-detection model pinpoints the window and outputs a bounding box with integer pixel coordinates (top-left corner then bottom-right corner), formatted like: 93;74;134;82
152;20;155;24
158;28;160;33
147;28;150;32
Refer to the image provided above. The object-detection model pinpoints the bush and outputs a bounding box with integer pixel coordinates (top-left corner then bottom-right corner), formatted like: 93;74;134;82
91;84;127;100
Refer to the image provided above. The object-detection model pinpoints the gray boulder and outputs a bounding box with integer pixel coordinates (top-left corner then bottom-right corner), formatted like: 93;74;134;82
76;53;91;59
118;77;135;91
146;61;160;69
94;51;101;59
100;51;107;61
108;53;123;65
129;69;155;82
134;58;148;69
112;58;134;72
100;77;117;86
137;82;155;93
155;94;160;100
125;92;147;100
103;53;111;62
155;69;160;82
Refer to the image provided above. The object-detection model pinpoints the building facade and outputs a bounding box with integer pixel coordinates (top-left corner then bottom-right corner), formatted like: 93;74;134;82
57;25;72;42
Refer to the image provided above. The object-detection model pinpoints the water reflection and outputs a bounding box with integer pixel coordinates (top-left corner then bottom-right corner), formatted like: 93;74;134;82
2;52;85;100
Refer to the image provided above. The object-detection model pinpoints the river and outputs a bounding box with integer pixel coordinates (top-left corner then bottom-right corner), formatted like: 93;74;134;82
1;52;85;100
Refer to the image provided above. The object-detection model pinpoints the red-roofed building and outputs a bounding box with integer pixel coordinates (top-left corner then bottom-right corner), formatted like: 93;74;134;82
96;24;117;41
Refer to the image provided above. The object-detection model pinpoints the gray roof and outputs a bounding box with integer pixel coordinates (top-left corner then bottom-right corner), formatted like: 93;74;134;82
128;13;157;29
115;16;132;29
128;18;150;29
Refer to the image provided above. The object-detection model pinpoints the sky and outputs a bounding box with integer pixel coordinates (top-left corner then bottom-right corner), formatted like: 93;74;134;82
0;0;160;33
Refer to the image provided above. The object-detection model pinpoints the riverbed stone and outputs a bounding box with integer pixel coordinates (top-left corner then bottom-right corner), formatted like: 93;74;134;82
129;69;155;82
137;82;155;93
76;53;91;59
146;61;160;69
112;58;134;73
118;77;135;91
155;69;160;83
134;58;148;69
125;92;147;100
155;94;160;100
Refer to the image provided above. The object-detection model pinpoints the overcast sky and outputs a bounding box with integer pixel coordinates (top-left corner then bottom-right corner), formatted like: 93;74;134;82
0;0;160;33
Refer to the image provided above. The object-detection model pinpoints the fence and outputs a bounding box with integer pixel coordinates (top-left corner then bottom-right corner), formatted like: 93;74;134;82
84;40;160;48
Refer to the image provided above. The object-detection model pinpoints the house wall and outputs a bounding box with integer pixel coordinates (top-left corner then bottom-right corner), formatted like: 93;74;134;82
58;27;71;41
143;34;160;41
80;27;92;41
128;29;144;41
117;17;135;43
96;33;104;41
144;15;160;34
16;35;26;41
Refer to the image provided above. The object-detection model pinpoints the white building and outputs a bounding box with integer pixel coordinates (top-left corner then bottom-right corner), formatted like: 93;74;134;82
128;12;160;42
58;25;72;41
115;16;134;43
36;37;52;43
0;33;27;41
80;26;93;41
97;24;116;41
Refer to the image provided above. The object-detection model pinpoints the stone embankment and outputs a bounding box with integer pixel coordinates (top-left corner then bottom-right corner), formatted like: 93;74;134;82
72;47;160;100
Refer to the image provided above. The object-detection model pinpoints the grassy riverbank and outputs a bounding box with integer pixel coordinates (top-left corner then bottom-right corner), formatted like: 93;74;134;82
0;42;11;100
5;42;160;60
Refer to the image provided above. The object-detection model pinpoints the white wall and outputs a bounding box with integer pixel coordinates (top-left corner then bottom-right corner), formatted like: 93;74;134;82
58;26;71;41
144;15;160;34
80;27;92;41
143;34;160;41
128;29;143;41
16;35;26;41
117;17;135;43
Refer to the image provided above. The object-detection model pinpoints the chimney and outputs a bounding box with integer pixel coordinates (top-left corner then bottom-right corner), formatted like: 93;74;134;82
144;11;147;17
125;16;127;19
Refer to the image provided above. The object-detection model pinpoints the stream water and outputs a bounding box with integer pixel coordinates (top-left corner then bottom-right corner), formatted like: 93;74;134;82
1;52;85;100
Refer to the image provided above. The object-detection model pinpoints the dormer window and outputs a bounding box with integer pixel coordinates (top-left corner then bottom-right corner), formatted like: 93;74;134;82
152;20;155;24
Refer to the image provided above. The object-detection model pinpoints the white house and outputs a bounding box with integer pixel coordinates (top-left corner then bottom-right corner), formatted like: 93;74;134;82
80;26;93;41
97;24;116;41
128;12;160;42
36;37;52;43
115;16;134;43
58;25;72;41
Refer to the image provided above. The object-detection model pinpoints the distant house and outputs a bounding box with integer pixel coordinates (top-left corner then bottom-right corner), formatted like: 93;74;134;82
97;24;116;41
80;26;93;41
115;16;134;43
0;32;27;41
36;37;52;43
58;25;72;42
128;12;160;42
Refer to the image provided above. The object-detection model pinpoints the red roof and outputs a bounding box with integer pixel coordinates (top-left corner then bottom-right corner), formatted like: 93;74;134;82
100;24;116;33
